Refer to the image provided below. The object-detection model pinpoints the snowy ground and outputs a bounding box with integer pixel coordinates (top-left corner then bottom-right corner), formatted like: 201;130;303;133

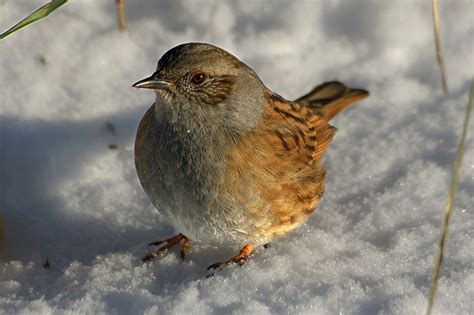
1;0;473;314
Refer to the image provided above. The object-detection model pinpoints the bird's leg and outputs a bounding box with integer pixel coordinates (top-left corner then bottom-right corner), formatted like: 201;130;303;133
207;243;254;270
142;233;190;261
180;238;190;259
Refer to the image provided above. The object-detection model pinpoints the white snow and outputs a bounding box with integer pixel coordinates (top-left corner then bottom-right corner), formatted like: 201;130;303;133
1;1;473;314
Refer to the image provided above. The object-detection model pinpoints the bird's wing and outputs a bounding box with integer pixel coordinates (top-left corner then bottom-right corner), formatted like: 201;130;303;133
223;85;368;240
263;91;337;164
223;91;335;239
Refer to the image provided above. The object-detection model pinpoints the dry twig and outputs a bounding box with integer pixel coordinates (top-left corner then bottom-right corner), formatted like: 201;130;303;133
115;0;127;32
426;80;473;315
431;0;448;93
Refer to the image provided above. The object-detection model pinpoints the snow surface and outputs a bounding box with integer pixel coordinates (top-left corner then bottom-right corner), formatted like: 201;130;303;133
1;0;473;314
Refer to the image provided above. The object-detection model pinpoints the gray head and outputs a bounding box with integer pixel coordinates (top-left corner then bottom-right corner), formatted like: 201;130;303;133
133;43;266;133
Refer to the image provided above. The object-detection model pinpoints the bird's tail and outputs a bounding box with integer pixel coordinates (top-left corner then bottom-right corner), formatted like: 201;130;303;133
295;81;369;121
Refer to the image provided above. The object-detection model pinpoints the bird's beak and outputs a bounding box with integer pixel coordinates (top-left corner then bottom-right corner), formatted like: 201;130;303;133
132;74;171;90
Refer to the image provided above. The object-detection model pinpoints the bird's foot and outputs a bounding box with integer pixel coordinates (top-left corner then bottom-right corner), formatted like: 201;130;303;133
207;243;254;270
142;233;190;261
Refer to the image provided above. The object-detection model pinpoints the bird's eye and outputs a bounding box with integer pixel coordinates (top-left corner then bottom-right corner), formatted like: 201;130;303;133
191;72;206;84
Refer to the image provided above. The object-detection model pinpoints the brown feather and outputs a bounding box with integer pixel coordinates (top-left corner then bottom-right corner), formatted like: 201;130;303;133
222;83;367;240
296;81;369;121
222;90;335;240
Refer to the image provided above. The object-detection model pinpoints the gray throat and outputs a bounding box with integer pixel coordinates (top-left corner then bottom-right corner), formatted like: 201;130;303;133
151;102;232;197
150;74;265;195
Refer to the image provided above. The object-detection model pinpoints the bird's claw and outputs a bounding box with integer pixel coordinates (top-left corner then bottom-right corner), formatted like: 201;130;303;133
206;243;254;271
142;234;189;262
142;251;160;262
147;240;165;247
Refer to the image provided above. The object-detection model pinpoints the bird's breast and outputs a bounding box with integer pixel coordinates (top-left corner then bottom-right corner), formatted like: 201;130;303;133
134;106;253;246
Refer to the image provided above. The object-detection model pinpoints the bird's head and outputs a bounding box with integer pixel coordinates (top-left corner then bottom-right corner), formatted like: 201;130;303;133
133;43;266;132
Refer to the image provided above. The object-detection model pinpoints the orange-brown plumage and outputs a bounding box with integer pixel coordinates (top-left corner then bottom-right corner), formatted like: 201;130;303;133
133;43;368;270
221;84;368;243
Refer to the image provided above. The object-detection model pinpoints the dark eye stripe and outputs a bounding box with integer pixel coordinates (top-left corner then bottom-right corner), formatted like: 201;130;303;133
197;75;237;106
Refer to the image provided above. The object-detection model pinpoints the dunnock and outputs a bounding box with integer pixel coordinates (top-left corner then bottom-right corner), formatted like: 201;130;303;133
133;43;368;269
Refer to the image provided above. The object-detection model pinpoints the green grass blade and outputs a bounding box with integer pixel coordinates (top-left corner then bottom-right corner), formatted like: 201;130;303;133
0;0;68;40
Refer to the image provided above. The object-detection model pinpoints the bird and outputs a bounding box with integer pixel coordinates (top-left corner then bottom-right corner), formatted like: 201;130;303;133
132;43;368;270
